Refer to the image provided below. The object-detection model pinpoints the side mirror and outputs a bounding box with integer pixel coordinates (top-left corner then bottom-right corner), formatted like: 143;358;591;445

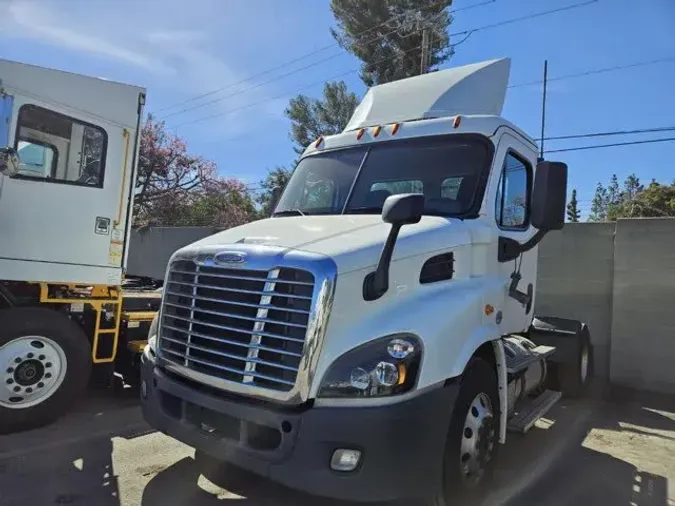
531;161;568;231
382;193;424;225
0;147;20;177
364;194;425;301
269;186;283;216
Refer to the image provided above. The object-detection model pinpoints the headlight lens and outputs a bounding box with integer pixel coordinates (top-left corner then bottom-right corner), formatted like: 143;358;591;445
318;335;422;398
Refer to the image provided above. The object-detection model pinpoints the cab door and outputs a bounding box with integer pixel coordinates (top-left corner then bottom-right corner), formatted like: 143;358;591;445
489;129;539;334
0;93;129;280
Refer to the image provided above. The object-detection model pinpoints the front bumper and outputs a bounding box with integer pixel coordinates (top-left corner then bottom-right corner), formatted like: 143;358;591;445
140;352;459;502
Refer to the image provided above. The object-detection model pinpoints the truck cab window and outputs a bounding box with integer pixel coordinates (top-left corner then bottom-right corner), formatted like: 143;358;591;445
14;104;107;188
275;137;489;217
495;152;531;229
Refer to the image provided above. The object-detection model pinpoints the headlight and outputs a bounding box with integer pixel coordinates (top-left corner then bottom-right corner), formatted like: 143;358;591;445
318;335;422;398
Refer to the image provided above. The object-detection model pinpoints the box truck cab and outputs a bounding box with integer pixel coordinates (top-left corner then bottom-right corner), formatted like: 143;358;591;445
0;60;159;434
141;58;592;504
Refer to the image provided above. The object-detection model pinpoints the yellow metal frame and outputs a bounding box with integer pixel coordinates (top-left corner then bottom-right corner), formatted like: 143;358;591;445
38;282;123;364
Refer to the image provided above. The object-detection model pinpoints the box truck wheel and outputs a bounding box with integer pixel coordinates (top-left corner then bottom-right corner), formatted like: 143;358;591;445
429;357;499;505
0;307;92;434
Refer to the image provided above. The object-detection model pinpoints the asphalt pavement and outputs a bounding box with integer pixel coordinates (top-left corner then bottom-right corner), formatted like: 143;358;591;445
0;383;673;506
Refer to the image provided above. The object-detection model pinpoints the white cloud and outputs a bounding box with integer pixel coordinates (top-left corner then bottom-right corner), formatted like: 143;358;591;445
6;1;172;74
2;0;286;138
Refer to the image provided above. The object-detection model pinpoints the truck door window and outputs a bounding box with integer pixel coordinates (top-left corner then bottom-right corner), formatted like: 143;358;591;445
14;104;107;188
495;152;531;229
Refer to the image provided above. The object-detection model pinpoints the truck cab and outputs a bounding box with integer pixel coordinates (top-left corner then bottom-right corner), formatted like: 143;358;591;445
0;60;160;434
140;58;592;504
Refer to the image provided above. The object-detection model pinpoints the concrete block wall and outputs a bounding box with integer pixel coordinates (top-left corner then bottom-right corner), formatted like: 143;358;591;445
535;223;616;379
126;227;219;281
609;219;675;394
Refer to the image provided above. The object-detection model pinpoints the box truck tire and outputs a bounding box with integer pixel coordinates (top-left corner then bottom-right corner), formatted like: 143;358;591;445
430;357;500;506
0;307;92;434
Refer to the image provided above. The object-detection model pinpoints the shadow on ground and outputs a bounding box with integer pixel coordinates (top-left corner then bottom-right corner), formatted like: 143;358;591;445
506;386;675;506
0;384;150;506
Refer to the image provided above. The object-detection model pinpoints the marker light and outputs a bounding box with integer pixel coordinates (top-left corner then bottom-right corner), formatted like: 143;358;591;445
314;136;324;148
453;115;462;128
373;125;382;137
357;128;366;140
391;123;401;135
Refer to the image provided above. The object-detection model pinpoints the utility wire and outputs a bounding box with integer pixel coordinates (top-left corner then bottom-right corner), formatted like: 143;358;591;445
155;0;482;115
545;136;675;153
158;0;493;120
171;0;600;128
544;126;675;141
509;56;675;89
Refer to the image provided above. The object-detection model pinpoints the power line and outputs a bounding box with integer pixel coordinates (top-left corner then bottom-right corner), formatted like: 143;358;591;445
545;136;675;153
509;55;675;89
158;0;493;120
170;0;600;128
544;126;675;141
154;0;478;115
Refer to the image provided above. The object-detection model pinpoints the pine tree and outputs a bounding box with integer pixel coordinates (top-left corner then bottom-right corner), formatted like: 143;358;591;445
566;189;581;222
589;182;608;221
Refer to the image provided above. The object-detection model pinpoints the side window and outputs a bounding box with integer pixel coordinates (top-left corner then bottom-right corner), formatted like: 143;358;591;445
14;104;107;188
495;152;531;229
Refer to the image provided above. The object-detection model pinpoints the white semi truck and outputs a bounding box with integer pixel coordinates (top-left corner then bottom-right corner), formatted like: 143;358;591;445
141;58;592;504
0;60;160;434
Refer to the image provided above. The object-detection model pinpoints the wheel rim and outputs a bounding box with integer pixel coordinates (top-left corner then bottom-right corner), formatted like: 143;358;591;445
0;336;67;409
580;345;589;384
459;392;495;486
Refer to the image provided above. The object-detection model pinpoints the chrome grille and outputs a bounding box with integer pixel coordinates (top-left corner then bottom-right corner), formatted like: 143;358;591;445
159;259;315;392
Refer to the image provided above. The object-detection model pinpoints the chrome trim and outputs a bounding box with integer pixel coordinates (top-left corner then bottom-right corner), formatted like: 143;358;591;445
157;244;337;405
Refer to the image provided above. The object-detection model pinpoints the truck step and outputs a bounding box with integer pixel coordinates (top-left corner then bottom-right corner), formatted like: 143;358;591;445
507;389;562;434
506;345;556;374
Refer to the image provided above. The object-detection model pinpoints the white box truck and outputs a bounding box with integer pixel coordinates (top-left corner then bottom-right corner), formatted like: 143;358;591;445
0;60;160;434
140;58;592;504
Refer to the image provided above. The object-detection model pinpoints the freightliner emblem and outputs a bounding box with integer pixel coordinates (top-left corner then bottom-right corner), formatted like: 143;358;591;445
213;251;247;265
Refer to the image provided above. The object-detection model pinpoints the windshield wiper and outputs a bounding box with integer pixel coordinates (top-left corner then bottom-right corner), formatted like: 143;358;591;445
273;208;306;217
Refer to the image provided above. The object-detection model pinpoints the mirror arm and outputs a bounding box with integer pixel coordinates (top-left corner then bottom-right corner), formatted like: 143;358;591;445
498;229;547;263
363;223;402;301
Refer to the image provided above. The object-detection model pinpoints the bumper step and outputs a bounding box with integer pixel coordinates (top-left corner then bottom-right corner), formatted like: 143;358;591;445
507;389;562;434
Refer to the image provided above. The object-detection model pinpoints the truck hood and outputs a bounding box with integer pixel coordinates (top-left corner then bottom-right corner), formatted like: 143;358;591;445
187;215;478;274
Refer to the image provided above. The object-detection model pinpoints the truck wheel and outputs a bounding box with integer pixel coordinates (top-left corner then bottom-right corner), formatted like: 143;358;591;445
430;358;500;505
0;307;91;434
553;327;592;398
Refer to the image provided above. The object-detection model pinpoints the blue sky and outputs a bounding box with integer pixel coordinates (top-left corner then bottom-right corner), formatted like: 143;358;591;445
2;0;674;217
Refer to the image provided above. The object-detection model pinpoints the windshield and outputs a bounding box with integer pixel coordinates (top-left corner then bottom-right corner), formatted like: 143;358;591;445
274;135;491;217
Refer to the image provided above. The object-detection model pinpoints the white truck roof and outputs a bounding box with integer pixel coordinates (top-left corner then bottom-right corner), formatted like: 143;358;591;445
0;59;145;130
344;58;511;131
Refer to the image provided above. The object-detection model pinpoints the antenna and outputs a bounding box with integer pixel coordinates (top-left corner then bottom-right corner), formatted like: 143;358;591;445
539;59;548;161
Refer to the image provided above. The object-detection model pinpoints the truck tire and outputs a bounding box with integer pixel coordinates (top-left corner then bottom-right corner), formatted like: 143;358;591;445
551;327;592;398
429;357;500;506
0;307;92;434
